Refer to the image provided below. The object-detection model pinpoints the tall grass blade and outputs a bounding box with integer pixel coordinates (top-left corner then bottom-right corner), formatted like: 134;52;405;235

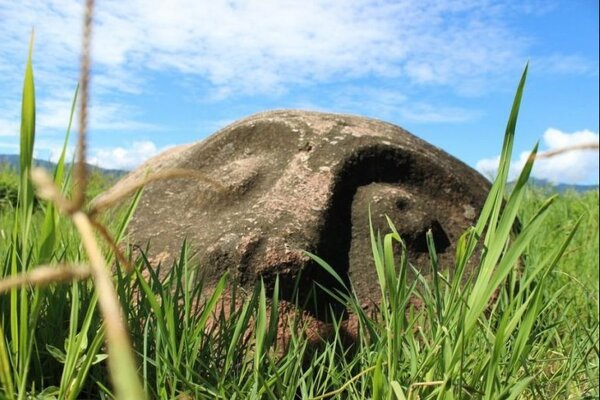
192;272;228;345
38;85;79;263
464;196;553;341
38;85;79;264
0;325;14;399
255;281;268;373
18;32;36;190
474;65;528;243
8;31;41;400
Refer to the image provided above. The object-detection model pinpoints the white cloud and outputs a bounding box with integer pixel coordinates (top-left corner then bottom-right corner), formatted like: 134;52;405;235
0;0;569;101
318;86;479;123
398;103;480;124
0;99;21;137
532;54;596;76
0;0;162;145
87;102;161;132
0;118;19;138
36;94;160;134
0;92;159;145
87;140;171;170
476;128;600;184
476;155;503;181
1;138;170;171
31;140;74;163
542;128;598;149
0;0;595;162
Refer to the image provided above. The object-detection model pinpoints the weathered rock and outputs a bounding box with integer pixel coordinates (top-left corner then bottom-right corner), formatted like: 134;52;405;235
98;110;490;317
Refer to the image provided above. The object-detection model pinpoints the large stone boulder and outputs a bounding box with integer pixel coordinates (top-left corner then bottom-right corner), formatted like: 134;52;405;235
98;110;489;317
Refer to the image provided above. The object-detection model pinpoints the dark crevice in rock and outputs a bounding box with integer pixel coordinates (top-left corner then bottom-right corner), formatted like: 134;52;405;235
303;145;416;319
408;220;451;254
395;198;409;210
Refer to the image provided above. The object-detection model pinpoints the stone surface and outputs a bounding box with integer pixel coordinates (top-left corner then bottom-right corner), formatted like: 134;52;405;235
97;110;490;317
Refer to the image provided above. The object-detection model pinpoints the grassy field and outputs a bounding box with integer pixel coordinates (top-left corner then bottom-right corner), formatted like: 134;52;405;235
3;170;598;400
0;41;598;400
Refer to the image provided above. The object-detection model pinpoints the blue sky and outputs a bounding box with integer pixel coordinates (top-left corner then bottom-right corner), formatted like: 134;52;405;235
0;0;598;184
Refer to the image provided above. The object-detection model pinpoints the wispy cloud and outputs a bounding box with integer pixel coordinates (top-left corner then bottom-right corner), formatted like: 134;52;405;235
0;90;159;141
2;137;172;171
1;0;596;171
476;128;600;184
90;0;528;96
2;0;585;102
308;86;480;123
0;0;162;142
397;103;480;124
87;140;173;170
531;54;597;76
0;104;20;137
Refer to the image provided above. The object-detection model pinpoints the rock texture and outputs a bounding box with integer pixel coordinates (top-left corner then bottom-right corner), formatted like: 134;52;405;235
98;110;490;317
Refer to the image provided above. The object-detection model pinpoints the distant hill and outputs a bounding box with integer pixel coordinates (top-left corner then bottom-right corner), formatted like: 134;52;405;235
503;178;598;193
0;154;127;178
524;178;598;193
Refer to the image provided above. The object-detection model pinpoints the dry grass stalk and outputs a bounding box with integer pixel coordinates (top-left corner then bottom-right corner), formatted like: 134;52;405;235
31;167;72;212
12;0;224;396
0;264;91;294
407;380;445;399
89;167;224;216
10;0;148;397
68;210;145;398
8;0;227;393
67;0;94;213
537;142;599;159
89;218;132;271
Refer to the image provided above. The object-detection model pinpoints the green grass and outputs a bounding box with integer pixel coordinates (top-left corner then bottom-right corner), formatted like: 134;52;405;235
0;45;598;399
